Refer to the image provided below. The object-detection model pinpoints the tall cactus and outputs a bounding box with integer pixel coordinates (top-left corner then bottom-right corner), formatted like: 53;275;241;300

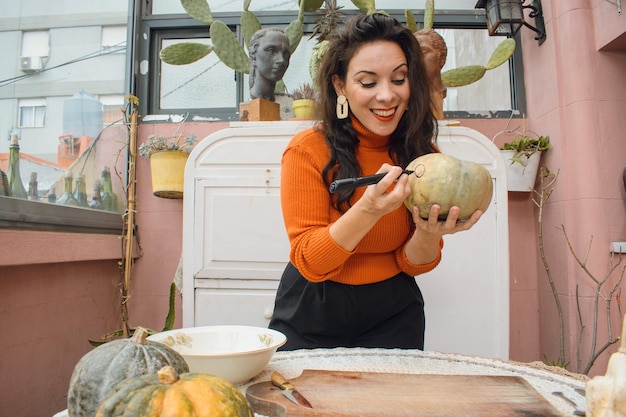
162;0;517;94
405;1;516;89
160;0;327;73
441;38;516;87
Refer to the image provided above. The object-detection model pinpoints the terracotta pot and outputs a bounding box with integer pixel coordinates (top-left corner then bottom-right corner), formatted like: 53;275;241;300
149;150;189;198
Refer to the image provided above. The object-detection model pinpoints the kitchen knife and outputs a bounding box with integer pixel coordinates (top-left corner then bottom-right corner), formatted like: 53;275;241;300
329;169;415;194
271;371;314;409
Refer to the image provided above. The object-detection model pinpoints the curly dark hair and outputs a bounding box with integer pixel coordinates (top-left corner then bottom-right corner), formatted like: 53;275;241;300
315;13;438;212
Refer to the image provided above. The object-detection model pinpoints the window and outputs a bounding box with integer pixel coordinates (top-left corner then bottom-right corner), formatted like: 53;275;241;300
0;1;131;233
138;2;524;120
21;30;50;58
18;99;46;128
159;36;235;112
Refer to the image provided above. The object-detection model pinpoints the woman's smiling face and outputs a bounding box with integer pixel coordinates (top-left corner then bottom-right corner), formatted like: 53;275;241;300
333;40;410;137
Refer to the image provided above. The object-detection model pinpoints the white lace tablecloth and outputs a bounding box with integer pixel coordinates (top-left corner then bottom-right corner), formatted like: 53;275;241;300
241;348;587;417
55;348;587;417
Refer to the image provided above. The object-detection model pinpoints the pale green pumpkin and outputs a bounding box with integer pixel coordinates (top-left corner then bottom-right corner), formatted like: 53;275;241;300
404;153;493;221
67;327;189;417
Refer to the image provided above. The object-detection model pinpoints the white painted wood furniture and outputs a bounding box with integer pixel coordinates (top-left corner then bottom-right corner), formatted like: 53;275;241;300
182;121;510;359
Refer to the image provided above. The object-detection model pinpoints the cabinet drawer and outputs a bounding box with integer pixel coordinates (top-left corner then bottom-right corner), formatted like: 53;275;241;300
195;287;278;328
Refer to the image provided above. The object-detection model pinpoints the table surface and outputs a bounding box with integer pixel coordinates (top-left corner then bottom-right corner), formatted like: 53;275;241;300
240;348;587;417
54;348;588;417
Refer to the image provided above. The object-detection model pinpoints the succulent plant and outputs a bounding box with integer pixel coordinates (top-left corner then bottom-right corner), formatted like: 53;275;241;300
139;133;198;159
291;83;317;100
309;0;345;44
501;135;551;167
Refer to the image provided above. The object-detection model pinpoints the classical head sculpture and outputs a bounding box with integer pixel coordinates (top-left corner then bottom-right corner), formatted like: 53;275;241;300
248;27;291;102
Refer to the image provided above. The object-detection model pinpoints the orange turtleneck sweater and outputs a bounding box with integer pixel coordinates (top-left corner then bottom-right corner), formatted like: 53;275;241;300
280;119;442;285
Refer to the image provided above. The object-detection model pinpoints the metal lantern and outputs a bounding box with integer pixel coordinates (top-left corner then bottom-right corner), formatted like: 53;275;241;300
475;0;546;45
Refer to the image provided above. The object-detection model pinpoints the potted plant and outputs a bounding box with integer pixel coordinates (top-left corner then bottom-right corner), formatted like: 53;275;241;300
139;133;197;198
291;82;318;119
500;135;550;192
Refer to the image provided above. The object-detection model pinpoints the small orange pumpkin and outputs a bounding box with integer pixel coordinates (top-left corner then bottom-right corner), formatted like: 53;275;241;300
404;153;492;220
95;366;254;417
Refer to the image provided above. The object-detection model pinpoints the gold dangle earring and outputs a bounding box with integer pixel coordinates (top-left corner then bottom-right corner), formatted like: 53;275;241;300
336;95;349;119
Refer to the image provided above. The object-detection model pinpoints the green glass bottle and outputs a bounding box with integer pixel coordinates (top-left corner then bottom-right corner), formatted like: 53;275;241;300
28;172;39;201
89;180;104;210
100;166;118;212
0;169;8;196
7;134;28;199
56;173;79;206
73;173;88;207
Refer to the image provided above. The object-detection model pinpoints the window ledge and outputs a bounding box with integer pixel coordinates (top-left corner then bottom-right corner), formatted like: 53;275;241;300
0;229;127;266
0;197;124;233
0;197;129;266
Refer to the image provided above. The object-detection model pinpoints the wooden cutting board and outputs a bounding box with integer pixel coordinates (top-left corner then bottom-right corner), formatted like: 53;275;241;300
246;370;562;417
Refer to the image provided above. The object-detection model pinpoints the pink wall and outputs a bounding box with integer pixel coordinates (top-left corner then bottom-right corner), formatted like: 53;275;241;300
0;233;121;417
1;1;625;416
126;122;229;332
517;0;626;375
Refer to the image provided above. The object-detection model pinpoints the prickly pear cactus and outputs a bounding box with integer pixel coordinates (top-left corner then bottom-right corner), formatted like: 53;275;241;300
160;42;213;65
181;0;212;25
161;0;313;74
403;1;516;90
299;0;325;13
285;20;304;55
441;38;515;88
405;10;417;33
241;10;262;50
210;20;250;74
485;38;516;70
423;0;434;30
352;0;378;15
441;65;486;88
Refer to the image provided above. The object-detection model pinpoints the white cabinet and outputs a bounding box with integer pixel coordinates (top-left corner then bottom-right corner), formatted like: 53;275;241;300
183;121;311;329
183;121;510;359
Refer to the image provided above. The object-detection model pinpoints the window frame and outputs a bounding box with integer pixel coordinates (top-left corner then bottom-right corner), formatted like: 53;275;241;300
136;7;526;121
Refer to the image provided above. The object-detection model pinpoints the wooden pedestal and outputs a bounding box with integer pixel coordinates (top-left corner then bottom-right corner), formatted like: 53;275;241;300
239;98;280;122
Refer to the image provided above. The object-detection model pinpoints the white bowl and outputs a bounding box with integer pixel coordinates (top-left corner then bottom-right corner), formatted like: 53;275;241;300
147;325;286;384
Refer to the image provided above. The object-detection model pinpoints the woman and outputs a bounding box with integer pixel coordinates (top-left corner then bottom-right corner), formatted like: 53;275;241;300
269;13;482;350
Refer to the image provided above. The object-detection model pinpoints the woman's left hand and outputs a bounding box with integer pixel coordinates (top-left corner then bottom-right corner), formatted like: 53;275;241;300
412;204;483;237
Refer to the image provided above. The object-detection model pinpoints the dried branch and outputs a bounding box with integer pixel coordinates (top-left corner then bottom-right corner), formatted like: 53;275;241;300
532;168;566;365
562;223;625;373
533;166;623;374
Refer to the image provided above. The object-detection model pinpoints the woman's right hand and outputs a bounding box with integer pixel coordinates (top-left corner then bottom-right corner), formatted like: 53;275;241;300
357;164;412;216
329;164;410;252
